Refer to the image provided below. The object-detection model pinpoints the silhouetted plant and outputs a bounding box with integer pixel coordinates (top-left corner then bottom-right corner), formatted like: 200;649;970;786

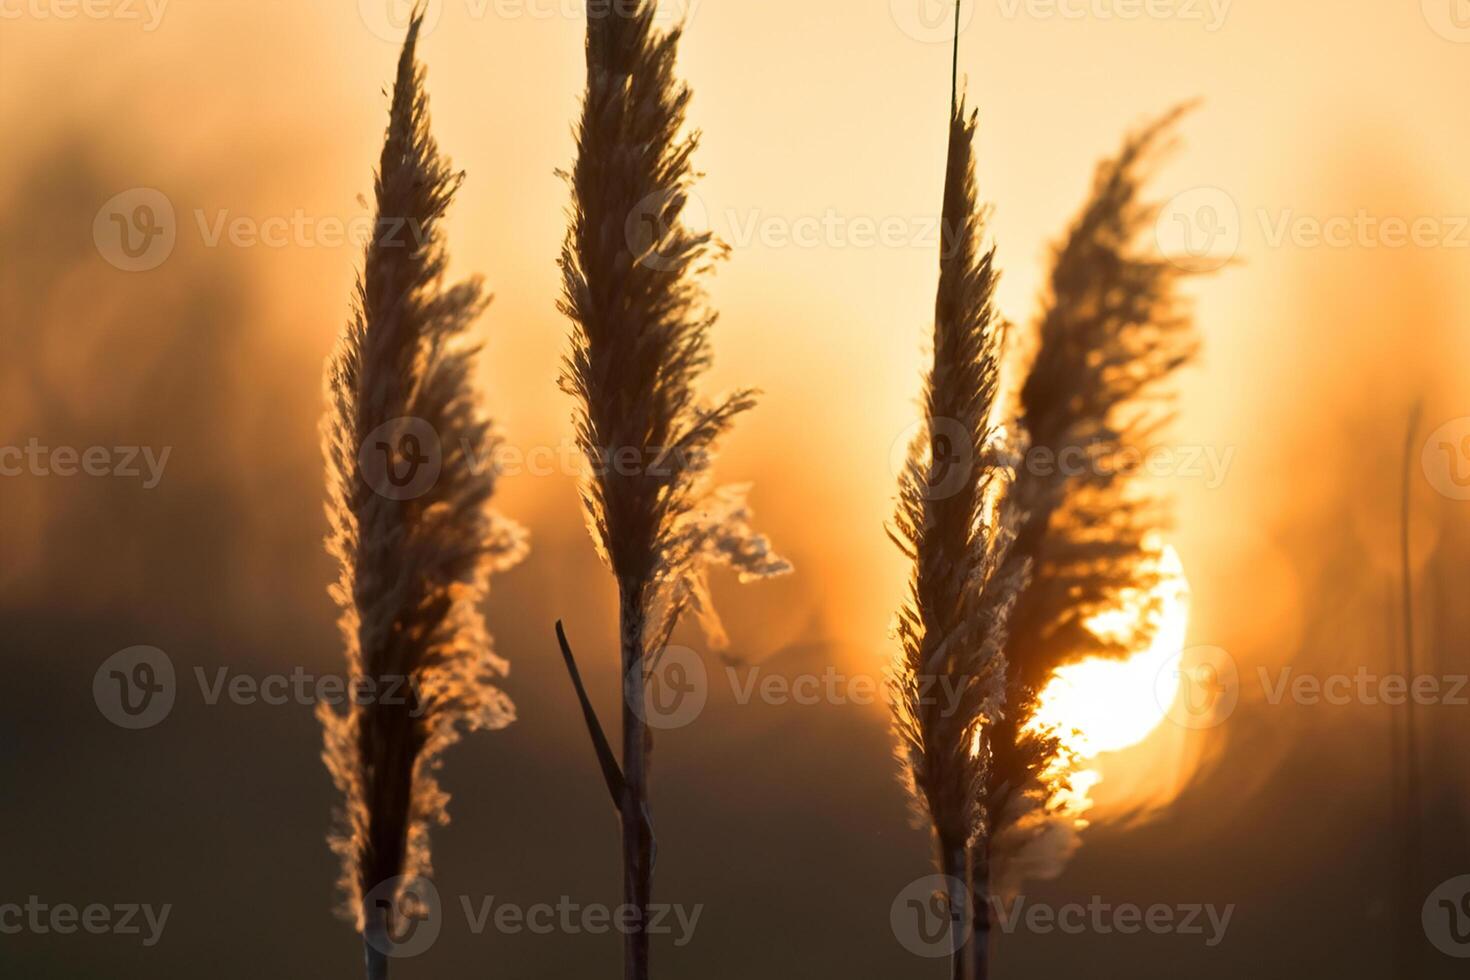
555;4;789;980
984;105;1200;907
319;11;526;978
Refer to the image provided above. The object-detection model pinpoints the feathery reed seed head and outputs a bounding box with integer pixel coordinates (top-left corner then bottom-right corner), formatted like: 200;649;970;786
891;95;1028;855
320;10;526;929
986;105;1201;891
558;0;788;656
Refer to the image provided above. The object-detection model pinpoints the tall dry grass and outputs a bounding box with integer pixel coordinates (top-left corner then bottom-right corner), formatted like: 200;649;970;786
318;12;526;978
891;10;1202;970
890;76;1028;980
556;4;789;979
983;107;1200;905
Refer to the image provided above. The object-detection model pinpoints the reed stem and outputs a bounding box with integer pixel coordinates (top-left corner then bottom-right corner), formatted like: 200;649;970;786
620;585;653;980
941;840;975;980
363;903;389;980
973;854;992;980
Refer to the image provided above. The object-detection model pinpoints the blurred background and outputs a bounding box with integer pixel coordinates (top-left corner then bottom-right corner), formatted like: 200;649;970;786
2;0;1469;976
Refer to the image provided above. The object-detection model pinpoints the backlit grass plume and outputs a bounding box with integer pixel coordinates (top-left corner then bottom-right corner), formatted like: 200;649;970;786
555;4;789;979
984;105;1200;899
319;12;526;978
890;76;1028;980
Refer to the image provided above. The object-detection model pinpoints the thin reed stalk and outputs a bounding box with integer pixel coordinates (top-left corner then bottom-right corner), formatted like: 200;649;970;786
556;5;788;979
319;10;526;977
890;16;1026;977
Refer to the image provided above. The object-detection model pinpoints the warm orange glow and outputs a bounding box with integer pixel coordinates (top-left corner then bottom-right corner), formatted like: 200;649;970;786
1029;546;1191;813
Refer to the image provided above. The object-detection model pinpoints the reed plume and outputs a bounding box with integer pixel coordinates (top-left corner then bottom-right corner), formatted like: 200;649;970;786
556;4;788;979
319;11;526;978
983;105;1200;900
890;64;1028;979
